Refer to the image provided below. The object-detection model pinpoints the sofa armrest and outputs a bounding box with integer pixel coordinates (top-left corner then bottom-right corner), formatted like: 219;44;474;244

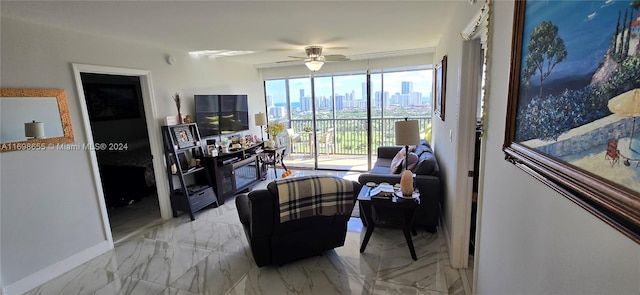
246;189;276;237
377;146;402;160
358;173;402;185
414;175;441;198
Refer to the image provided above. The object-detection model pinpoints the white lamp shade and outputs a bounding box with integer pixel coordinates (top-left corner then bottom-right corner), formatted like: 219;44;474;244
25;121;45;138
254;112;267;126
305;60;324;72
395;120;420;146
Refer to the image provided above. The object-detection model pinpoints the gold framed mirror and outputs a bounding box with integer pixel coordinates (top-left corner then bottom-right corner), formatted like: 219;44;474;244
1;89;74;152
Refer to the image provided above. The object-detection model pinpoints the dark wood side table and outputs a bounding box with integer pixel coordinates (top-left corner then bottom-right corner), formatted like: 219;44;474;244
358;186;420;260
261;146;287;179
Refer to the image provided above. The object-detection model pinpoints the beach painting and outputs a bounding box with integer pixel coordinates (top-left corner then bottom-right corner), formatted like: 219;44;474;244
513;0;640;194
505;0;640;242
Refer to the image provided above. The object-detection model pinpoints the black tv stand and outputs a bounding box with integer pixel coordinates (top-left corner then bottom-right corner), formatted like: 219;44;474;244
204;143;267;204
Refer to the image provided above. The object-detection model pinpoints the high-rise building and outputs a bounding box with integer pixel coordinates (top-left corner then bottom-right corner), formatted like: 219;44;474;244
335;94;345;111
411;92;422;105
301;96;312;112
374;91;381;108
362;82;367;101
266;95;274;107
300;89;305;99
269;106;284;118
401;81;413;95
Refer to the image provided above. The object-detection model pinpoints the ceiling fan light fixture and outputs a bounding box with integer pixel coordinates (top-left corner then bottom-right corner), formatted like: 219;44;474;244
305;60;324;71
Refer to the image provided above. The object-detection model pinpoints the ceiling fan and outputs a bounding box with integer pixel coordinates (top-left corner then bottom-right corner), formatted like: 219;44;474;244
276;46;350;71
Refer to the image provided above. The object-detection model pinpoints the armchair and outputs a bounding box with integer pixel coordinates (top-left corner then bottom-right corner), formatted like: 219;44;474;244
235;175;361;267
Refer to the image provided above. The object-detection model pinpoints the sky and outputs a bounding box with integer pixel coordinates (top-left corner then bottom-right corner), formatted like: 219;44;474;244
520;0;631;82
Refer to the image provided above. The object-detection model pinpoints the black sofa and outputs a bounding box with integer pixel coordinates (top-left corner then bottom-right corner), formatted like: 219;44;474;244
358;139;441;232
235;175;362;267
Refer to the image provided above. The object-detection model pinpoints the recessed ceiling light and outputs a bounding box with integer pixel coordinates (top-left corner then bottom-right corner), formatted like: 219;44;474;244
188;50;254;59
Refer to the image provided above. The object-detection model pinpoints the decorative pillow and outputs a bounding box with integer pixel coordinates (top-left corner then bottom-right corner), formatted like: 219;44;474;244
414;144;432;157
389;150;405;174
390;149;419;174
413;151;437;175
405;152;419;171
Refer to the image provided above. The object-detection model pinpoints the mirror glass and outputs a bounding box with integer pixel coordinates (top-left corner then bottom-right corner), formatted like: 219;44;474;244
1;97;64;142
0;89;74;152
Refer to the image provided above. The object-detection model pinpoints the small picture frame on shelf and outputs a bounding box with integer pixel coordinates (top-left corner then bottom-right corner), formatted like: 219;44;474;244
173;125;194;149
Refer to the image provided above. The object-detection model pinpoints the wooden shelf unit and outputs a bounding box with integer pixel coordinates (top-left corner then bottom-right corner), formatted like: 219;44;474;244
161;123;218;221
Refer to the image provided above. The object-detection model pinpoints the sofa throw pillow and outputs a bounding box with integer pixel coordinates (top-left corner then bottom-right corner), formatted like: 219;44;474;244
412;139;432;157
390;148;419;174
413;151;437;175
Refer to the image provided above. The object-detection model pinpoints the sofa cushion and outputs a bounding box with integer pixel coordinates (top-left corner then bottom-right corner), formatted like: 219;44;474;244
370;165;391;175
414;142;433;157
374;158;393;168
390;149;419;174
413;151;437;175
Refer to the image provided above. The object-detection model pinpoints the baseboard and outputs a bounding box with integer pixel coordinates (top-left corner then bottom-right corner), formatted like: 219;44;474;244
2;241;112;295
439;207;452;263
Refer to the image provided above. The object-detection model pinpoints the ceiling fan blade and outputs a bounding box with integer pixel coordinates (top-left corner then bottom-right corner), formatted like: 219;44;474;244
324;55;350;62
324;46;349;50
286;55;307;59
276;59;304;64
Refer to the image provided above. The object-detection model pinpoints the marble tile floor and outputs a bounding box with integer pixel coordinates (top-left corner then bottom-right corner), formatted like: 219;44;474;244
108;193;164;243
27;169;470;295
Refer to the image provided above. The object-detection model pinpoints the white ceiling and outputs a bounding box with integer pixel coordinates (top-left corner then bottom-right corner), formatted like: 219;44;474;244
1;0;459;67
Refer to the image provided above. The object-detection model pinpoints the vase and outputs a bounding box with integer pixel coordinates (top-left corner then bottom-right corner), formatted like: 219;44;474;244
265;139;276;149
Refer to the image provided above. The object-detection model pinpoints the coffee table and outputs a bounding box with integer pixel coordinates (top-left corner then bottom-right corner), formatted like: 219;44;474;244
358;185;420;260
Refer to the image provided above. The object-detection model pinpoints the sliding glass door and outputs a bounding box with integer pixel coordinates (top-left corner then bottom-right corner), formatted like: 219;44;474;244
316;73;368;170
264;66;432;172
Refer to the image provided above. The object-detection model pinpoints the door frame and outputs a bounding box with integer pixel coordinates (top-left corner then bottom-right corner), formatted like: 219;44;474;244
72;63;172;245
454;2;491;293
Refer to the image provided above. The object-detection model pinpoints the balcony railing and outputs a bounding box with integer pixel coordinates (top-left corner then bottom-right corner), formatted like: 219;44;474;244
281;117;431;155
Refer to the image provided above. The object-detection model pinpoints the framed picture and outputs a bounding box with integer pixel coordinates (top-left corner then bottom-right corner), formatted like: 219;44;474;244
84;84;141;121
172;125;194;149
434;55;447;121
504;0;640;243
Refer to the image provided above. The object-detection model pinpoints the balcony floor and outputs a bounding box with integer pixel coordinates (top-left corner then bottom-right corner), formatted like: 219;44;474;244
284;152;371;171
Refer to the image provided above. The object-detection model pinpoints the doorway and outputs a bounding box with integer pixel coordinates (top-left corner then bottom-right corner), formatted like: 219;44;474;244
81;73;161;242
72;64;171;245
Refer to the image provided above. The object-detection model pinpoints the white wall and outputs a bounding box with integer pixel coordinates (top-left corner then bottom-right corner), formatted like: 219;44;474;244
475;1;640;294
0;17;265;292
431;0;483;268
260;53;434;79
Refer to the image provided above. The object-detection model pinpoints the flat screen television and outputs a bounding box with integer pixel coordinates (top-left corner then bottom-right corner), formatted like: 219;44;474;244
195;94;249;137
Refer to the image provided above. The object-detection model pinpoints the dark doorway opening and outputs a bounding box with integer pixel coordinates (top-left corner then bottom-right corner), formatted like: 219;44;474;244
80;73;160;241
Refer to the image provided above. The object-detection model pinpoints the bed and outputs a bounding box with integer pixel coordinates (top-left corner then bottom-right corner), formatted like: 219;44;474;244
97;140;156;208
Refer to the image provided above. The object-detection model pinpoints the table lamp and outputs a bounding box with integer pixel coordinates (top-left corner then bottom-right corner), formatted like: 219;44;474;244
395;118;420;196
25;120;45;139
254;112;267;141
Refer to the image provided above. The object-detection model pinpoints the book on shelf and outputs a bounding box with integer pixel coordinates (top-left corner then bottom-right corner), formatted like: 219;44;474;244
369;184;394;199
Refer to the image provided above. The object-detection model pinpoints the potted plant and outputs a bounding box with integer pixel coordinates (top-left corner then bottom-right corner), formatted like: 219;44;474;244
265;123;285;148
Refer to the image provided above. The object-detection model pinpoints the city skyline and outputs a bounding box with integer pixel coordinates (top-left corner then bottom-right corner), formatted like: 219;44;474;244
265;69;432;105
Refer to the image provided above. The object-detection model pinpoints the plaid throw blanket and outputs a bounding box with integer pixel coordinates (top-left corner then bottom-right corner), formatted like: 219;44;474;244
276;176;355;223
